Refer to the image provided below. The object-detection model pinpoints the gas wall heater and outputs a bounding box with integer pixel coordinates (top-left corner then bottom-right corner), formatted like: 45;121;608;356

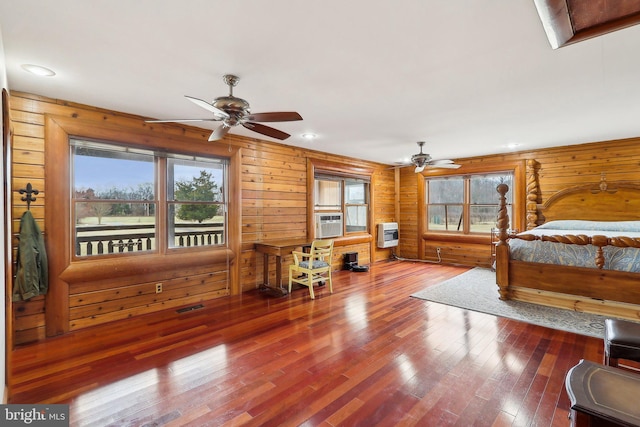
316;213;343;238
377;222;399;248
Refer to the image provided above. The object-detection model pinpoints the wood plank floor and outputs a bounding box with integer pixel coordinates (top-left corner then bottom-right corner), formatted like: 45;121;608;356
9;261;603;426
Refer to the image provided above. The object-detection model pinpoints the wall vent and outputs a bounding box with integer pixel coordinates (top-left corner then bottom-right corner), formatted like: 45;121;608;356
176;304;204;314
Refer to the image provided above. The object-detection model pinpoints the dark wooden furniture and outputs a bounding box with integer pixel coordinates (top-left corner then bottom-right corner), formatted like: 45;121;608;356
566;359;640;427
255;238;312;296
605;319;640;368
494;180;640;321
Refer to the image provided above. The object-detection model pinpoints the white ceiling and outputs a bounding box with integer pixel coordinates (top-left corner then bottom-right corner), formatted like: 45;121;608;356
1;1;640;165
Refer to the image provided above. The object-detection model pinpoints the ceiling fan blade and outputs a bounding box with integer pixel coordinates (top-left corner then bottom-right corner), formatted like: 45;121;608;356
245;112;303;122
145;118;221;123
429;159;455;165
185;95;229;119
426;163;461;169
209;123;231;141
242;122;291;140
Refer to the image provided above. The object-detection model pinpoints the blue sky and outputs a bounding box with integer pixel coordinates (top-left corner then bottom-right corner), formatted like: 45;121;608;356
74;155;224;193
74;156;154;191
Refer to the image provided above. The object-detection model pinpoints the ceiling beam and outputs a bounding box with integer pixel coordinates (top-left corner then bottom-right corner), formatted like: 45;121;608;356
534;0;640;48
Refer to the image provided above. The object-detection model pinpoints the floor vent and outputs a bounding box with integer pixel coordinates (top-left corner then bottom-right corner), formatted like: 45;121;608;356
176;304;204;314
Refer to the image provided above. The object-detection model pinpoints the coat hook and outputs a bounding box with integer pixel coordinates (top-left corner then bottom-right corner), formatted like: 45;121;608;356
19;182;39;210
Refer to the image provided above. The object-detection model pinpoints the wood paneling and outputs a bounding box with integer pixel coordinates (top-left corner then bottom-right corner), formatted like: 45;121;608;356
11;88;640;344
8;91;396;344
398;137;640;267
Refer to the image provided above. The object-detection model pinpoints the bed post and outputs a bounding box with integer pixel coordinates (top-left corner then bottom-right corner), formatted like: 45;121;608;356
526;159;539;230
496;184;510;300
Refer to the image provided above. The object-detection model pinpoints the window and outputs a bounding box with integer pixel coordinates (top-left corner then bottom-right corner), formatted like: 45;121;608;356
425;172;513;234
314;174;370;234
72;139;227;257
344;179;368;232
167;156;226;248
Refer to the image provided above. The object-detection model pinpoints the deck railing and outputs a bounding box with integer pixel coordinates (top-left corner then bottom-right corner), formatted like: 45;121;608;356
75;223;224;256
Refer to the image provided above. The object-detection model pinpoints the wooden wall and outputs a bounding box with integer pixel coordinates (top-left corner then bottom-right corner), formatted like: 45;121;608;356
10;89;640;345
398;137;640;266
8;92;397;345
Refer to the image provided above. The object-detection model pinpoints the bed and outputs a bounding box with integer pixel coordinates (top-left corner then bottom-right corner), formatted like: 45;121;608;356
494;178;640;320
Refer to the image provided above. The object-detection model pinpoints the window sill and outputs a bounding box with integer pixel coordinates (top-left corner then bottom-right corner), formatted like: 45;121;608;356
332;234;373;246
60;248;236;284
422;233;491;245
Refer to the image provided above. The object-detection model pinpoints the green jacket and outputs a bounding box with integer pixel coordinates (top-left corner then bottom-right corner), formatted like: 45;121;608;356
13;210;49;301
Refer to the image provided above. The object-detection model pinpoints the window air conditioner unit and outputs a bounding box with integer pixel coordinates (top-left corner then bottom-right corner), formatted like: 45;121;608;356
316;213;343;238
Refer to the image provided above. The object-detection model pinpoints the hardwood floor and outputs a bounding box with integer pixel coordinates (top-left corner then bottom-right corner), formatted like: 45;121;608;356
9;261;603;426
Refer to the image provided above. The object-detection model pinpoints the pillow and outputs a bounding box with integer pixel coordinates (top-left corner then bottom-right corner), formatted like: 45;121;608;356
537;220;640;232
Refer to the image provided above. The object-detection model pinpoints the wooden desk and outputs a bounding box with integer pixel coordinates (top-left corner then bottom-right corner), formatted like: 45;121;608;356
255;239;311;297
565;359;640;427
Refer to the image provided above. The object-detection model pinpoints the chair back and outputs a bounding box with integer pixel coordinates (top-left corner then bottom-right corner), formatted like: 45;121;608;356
309;239;333;268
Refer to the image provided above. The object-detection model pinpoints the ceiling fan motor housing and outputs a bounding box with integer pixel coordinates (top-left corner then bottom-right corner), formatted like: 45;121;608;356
411;153;431;167
213;95;250;126
411;141;431;167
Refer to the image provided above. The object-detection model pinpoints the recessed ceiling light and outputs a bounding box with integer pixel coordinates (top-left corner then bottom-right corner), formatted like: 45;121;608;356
505;142;521;149
301;133;317;140
21;64;56;77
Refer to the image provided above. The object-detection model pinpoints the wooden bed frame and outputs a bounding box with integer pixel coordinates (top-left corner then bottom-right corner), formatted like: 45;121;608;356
495;179;640;321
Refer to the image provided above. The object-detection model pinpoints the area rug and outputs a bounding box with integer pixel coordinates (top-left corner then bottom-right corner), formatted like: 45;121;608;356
411;267;608;338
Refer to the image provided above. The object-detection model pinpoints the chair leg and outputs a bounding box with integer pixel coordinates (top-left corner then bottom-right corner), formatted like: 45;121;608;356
308;273;315;299
288;267;293;294
327;271;333;294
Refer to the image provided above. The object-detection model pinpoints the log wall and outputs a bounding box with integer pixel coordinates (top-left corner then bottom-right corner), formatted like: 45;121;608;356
8;92;397;344
10;89;640;344
398;137;640;266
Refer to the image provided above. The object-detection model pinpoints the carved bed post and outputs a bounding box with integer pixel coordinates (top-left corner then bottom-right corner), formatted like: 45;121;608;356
526;159;539;230
496;184;510;300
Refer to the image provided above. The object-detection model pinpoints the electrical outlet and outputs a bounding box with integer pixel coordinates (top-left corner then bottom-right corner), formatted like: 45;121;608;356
155;283;162;293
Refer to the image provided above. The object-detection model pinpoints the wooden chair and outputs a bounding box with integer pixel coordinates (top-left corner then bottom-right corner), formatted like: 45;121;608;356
288;239;334;299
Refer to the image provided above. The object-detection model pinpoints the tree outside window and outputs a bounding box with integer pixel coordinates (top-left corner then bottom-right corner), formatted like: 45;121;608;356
72;139;227;257
168;158;226;248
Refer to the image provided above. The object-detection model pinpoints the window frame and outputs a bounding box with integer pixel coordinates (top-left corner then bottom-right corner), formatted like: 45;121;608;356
164;154;228;251
45;115;241;307
418;160;525;245
425;172;514;235
314;175;370;235
308;159;374;241
70;139;229;259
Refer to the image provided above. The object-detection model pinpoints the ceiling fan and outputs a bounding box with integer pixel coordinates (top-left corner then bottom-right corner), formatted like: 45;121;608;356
146;74;302;141
408;141;461;173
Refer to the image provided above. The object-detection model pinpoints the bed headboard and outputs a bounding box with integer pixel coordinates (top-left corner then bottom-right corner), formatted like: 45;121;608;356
539;179;640;223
